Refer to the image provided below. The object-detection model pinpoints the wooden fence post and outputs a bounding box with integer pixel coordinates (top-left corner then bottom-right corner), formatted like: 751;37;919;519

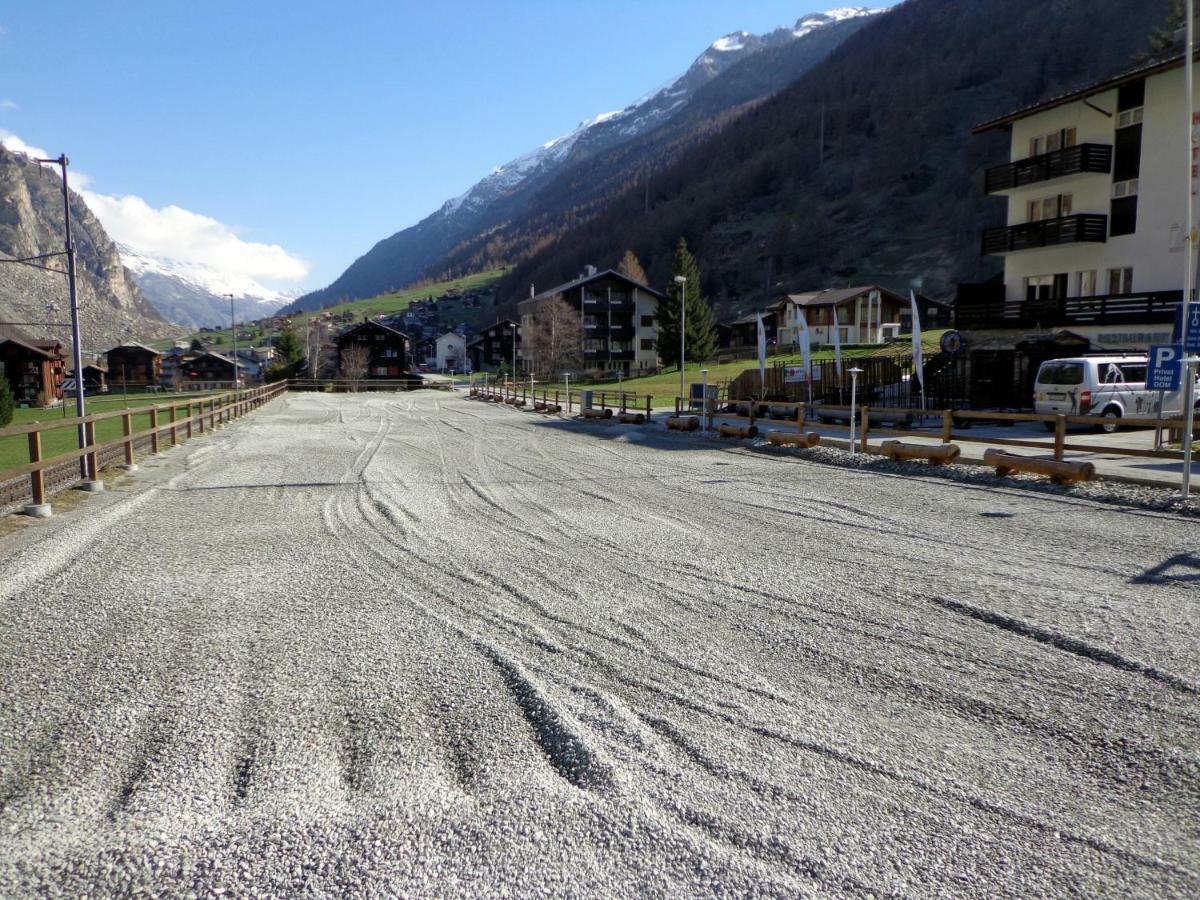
186;403;194;439
1053;415;1067;461
122;413;135;467
85;420;99;481
169;406;178;446
860;406;871;453
28;431;45;508
942;409;953;443
150;409;160;454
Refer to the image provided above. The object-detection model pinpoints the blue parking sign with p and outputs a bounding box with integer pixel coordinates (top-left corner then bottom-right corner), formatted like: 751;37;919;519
1148;344;1183;391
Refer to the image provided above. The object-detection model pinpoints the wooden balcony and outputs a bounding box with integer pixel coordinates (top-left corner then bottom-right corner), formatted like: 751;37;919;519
982;214;1107;255
984;143;1112;194
955;290;1181;330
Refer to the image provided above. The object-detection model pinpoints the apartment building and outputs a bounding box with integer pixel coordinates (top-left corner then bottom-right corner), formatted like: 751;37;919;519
517;267;663;376
960;49;1192;352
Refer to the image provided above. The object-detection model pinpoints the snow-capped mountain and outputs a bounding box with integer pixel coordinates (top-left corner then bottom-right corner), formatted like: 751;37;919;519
437;7;887;225
288;6;889;312
119;243;298;330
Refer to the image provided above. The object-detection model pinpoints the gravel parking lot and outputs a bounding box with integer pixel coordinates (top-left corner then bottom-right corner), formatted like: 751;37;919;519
1;391;1196;897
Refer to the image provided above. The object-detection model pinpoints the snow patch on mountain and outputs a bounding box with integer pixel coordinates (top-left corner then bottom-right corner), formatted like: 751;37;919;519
712;32;749;52
118;243;296;307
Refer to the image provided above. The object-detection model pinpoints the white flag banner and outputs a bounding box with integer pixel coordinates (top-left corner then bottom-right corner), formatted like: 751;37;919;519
831;304;843;383
756;312;767;387
910;289;925;392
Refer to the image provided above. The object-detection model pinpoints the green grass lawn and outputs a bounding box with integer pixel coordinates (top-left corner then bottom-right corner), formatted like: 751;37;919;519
152;269;509;351
0;391;224;474
526;332;948;401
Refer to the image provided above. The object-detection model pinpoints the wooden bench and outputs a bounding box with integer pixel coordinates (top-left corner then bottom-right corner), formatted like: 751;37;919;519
881;441;961;465
581;407;613;419
717;423;758;439
983;449;1095;484
617;411;646;425
665;416;700;432
766;430;820;448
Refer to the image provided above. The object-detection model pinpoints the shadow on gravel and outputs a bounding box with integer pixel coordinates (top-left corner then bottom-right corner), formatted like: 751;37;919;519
1131;553;1200;585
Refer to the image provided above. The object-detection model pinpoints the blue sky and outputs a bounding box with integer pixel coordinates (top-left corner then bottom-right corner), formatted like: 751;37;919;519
0;2;848;292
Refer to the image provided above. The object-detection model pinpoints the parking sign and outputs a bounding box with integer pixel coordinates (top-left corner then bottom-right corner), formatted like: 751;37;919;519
1148;344;1183;391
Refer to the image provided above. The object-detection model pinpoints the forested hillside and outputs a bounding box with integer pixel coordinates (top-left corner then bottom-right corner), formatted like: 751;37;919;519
488;0;1171;318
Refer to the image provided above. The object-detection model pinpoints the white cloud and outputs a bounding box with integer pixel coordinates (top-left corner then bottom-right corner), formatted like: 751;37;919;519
1;130;308;285
0;99;17;111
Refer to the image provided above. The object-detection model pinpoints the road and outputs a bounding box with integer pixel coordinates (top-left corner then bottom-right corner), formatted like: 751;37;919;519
0;391;1196;897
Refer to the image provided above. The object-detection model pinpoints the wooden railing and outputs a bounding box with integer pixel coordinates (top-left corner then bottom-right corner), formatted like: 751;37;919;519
469;383;655;419
0;383;288;514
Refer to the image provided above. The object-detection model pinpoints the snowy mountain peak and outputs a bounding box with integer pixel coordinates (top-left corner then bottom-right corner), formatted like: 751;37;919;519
712;32;751;52
118;243;295;307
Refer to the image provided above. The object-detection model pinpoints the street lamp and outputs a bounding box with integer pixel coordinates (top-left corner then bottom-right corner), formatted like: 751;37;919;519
674;275;687;402
848;366;864;455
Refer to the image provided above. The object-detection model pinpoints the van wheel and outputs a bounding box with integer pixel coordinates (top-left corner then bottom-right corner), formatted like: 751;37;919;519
1096;407;1121;434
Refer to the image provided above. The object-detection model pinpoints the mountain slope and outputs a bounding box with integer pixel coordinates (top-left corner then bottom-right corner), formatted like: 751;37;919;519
118;244;292;330
490;0;1172;317
0;145;175;350
285;6;885;313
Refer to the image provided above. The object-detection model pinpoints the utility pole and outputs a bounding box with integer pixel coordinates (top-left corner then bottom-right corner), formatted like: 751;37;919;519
1184;2;1197;502
36;155;88;481
225;293;238;395
674;275;687;402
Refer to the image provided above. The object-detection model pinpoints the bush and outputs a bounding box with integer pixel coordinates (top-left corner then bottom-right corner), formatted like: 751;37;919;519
0;375;13;427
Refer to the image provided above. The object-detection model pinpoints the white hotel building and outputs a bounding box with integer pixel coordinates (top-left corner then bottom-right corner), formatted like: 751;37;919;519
960;48;1194;352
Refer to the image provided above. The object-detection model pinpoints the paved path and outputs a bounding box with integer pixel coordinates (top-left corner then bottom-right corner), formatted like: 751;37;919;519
1;392;1196;896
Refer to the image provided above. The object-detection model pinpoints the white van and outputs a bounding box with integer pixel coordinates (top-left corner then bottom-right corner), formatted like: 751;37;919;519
1033;355;1198;432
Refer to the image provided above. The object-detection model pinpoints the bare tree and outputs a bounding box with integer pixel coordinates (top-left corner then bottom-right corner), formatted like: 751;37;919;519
523;294;583;377
339;343;371;391
617;249;648;285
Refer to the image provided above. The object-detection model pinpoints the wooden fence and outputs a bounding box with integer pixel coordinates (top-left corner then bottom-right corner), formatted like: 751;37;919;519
470;383;655;418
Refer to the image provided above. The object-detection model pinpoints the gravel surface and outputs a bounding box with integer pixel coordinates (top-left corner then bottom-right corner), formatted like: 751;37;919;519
0;391;1197;897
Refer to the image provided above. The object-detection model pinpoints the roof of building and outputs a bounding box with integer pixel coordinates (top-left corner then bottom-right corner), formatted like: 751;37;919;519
524;268;667;306
0;337;60;359
335;319;409;343
779;285;905;308
107;341;163;356
481;318;519;331
729;310;777;326
972;49;1191;134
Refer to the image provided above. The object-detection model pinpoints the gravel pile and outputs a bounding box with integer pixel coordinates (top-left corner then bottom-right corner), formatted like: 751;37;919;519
0;392;1196;896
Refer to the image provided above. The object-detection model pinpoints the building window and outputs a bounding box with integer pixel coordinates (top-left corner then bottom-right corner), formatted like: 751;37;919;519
640;338;655;351
1028;194;1071;221
640;315;654;327
1110;196;1137;236
1076;271;1097;296
1024;274;1067;301
1108;267;1133;295
1028;128;1076;157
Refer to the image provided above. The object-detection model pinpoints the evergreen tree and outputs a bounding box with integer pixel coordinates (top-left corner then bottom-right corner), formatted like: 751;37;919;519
274;322;305;367
617;249;648;285
189;337;204;351
1146;0;1185;58
660;237;717;368
0;374;14;428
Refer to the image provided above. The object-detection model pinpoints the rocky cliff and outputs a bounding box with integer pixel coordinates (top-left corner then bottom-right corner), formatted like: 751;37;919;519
0;145;176;352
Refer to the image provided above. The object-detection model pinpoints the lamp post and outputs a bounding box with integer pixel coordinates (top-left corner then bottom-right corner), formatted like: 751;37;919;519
224;293;239;396
674;275;687;403
848;366;864;455
1183;0;1197;502
35;155;89;481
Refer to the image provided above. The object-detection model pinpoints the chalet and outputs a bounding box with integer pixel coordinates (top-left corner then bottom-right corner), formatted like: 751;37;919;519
334;319;412;379
468;319;521;372
106;342;163;389
179;351;245;390
76;363;108;393
960;48;1190;354
775;286;907;347
517;267;664;376
0;338;65;406
727;310;778;350
435;331;467;371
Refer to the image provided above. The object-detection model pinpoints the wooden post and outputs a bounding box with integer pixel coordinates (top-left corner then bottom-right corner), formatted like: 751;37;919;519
942;409;953;443
197;401;205;434
646;395;652;422
169;405;178;446
150;409;160;453
860;406;871;453
796;406;804;434
28;431;45;507
1053;414;1067;461
85;420;99;481
186;403;194;439
122;413;135;466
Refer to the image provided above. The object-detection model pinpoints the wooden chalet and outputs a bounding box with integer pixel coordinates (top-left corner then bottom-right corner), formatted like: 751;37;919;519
775;286;907;347
106;342;163;388
726;310;778;350
467;319;521;372
0;338;65;406
334;319;413;379
180;351;244;390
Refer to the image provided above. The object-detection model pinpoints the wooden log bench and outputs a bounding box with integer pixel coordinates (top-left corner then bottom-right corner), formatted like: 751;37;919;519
581;407;613;419
617;411;646;425
541;404;562;414
983;448;1095;484
765;430;820;448
717;423;759;439
881;441;961;465
665;416;700;431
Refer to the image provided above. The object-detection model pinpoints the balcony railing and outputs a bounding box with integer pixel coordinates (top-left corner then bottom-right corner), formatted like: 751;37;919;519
982;214;1107;256
984;143;1112;193
584;350;635;362
955;290;1182;330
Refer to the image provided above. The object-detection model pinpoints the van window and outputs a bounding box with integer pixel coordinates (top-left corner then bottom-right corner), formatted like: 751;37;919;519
1038;362;1084;385
1118;364;1147;384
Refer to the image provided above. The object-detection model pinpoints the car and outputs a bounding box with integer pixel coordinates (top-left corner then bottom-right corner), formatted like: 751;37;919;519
1033;355;1198;433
